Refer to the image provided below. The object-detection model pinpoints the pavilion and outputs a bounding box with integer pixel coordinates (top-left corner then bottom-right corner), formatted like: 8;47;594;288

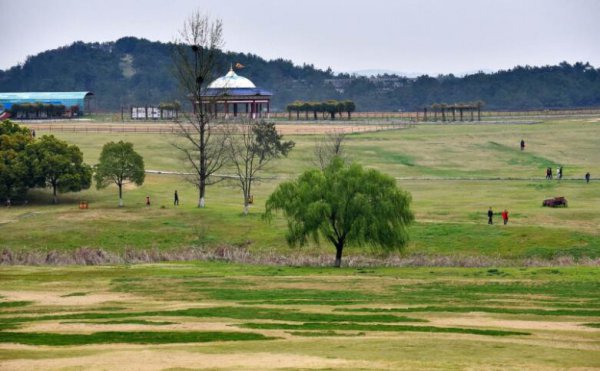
199;67;272;119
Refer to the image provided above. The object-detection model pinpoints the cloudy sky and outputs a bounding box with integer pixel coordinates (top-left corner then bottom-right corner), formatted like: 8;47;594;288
1;0;598;75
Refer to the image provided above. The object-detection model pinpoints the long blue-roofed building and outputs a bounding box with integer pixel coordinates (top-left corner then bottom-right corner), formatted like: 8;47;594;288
0;92;94;119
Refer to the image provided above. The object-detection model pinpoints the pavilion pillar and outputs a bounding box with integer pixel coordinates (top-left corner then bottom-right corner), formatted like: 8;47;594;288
233;103;238;117
224;101;229;119
267;101;270;118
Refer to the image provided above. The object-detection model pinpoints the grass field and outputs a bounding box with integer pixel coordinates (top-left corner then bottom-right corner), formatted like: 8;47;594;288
2;117;599;264
1;117;600;369
0;263;598;369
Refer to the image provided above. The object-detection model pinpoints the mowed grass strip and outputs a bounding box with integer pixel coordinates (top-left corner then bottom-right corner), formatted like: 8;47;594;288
0;301;33;309
0;331;274;346
286;330;366;337
0;306;426;330
336;306;600;317
240;322;530;337
61;320;177;326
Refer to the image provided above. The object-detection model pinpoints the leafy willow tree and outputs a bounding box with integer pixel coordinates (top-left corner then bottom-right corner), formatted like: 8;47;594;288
23;135;92;204
0;120;33;201
226;120;294;215
172;11;227;208
94;141;145;207
265;158;414;267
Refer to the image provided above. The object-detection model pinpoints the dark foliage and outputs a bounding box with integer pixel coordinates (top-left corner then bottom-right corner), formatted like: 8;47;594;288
1;38;599;111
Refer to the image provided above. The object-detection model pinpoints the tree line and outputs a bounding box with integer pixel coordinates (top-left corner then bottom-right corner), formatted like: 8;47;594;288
426;101;485;121
286;100;356;120
8;103;80;119
1;37;598;112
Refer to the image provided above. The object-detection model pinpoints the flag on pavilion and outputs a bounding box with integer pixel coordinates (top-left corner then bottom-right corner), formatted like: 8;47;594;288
235;62;245;69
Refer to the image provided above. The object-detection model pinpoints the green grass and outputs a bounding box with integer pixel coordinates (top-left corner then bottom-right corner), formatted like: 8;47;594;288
0;263;598;369
286;330;366;337
240;322;530;337
61;320;177;326
336;306;600;317
0;331;274;346
0;301;33;309
2;118;599;262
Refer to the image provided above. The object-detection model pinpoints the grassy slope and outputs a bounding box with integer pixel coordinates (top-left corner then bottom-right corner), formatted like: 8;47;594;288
1;118;599;260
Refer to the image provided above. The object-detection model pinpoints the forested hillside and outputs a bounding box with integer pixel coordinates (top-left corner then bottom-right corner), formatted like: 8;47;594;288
1;37;599;111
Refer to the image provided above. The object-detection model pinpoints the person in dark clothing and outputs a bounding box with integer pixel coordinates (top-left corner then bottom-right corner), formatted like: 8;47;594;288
488;207;493;225
174;190;179;206
585;172;590;183
558;166;563;180
520;139;525;151
546;167;552;180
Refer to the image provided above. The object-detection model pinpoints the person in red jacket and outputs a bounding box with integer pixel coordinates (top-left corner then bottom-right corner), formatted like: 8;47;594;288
501;209;509;225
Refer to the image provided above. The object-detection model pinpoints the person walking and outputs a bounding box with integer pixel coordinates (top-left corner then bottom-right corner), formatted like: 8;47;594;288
585;172;591;183
559;166;563;180
174;190;179;206
501;209;509;225
546;167;552;180
520;139;525;151
488;207;494;225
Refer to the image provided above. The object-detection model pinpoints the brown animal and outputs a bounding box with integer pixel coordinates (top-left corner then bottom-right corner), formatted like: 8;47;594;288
542;197;568;207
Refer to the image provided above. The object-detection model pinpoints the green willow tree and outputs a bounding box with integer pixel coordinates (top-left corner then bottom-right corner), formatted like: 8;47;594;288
23;135;92;204
94;141;145;207
265;158;414;267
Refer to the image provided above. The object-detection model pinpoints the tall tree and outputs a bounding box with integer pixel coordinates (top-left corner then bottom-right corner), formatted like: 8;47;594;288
314;130;347;170
172;11;227;208
265;158;414;267
94;141;145;207
23;135;92;204
226;120;294;214
0;120;33;202
343;100;356;119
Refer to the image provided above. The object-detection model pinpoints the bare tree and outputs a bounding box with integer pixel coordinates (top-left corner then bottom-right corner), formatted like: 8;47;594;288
314;130;347;170
226;120;294;215
172;11;227;208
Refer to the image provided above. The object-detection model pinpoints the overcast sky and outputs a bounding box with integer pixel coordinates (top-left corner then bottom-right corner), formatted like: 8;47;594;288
1;0;598;75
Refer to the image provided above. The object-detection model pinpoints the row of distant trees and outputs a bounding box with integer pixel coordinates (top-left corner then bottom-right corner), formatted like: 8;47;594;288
8;103;80;119
427;101;485;122
286;100;356;120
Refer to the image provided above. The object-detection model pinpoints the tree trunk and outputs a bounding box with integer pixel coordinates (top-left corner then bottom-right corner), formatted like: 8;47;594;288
478;107;481;121
118;183;123;207
313;111;317;120
52;183;58;204
459;108;463;121
334;243;344;268
198;182;205;208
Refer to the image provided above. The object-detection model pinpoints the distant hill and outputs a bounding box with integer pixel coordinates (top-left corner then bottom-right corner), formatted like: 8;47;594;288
1;37;599;111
